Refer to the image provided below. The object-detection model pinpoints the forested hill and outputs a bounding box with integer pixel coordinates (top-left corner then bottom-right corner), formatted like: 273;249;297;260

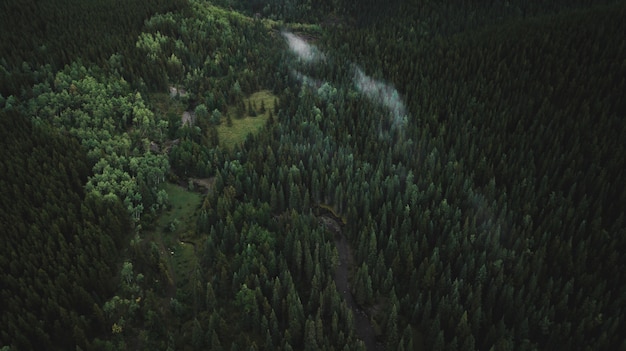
1;0;625;350
314;1;626;350
0;112;130;350
0;0;188;96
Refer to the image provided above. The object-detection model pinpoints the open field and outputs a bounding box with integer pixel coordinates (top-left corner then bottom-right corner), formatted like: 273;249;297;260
218;89;277;149
157;182;202;238
148;183;203;295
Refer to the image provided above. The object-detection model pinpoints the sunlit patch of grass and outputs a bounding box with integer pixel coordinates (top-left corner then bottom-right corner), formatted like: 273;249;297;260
218;90;277;150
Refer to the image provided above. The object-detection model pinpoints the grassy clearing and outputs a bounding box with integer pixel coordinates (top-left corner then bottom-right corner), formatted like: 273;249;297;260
262;18;323;34
149;183;203;291
157;182;202;238
171;240;198;290
218;90;277;150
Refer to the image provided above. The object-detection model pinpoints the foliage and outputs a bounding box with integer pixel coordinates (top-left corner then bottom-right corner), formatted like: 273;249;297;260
212;0;342;22
2;0;625;350
217;90;277;150
0;111;129;350
0;0;188;96
5;63;170;221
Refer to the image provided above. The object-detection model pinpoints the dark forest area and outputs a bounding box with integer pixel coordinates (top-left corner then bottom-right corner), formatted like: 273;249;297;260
1;0;625;350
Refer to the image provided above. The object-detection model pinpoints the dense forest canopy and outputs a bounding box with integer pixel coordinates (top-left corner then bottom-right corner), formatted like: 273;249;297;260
0;111;130;350
0;0;187;96
1;0;625;350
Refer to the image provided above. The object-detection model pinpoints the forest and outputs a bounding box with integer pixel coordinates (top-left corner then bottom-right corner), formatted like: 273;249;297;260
1;0;625;350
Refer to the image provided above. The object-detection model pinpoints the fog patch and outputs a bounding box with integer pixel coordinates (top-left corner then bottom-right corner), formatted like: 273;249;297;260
291;69;324;89
282;31;409;136
282;31;325;63
353;66;408;130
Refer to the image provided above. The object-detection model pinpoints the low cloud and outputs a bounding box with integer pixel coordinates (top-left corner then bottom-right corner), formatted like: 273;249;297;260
282;32;325;63
291;69;323;89
353;66;407;129
282;32;408;134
